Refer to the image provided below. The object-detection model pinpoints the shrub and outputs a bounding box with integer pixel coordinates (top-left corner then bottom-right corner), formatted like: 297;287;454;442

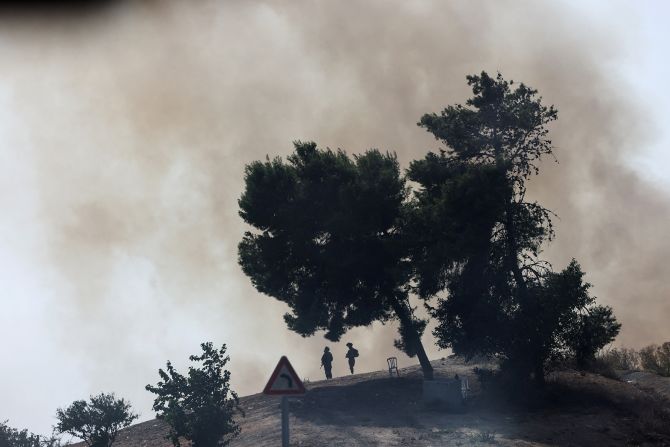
55;393;137;447
1;421;62;447
146;342;243;447
639;342;670;377
597;347;640;371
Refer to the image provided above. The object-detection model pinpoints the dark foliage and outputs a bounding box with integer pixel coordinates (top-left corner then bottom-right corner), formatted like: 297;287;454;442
239;142;434;378
146;343;242;447
597;347;640;371
54;393;136;447
410;72;620;384
0;421;60;447
238;72;621;385
639;342;670;377
0;421;41;447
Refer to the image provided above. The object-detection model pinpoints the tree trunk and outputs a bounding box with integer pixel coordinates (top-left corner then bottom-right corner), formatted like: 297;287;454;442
494;137;546;388
504;200;530;303
504;200;549;388
390;298;434;380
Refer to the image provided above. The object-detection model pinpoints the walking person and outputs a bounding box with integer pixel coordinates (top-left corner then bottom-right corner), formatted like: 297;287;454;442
345;342;359;374
321;346;333;379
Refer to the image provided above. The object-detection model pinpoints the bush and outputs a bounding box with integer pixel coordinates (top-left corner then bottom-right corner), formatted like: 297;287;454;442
0;421;61;447
639;342;670;377
586;357;619;380
55;393;137;447
596;347;640;371
146;342;243;447
595;343;670;377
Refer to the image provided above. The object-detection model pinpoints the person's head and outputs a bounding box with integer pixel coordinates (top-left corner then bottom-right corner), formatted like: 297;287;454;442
346;342;353;348
324;347;330;352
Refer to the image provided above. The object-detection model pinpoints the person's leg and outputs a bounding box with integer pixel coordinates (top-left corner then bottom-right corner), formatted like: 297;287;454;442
325;366;332;379
349;359;354;374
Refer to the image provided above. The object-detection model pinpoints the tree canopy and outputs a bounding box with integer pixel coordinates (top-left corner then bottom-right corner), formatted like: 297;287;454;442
238;72;621;385
239;142;434;378
239;143;406;340
146;342;242;447
0;421;61;447
54;393;136;447
411;72;619;383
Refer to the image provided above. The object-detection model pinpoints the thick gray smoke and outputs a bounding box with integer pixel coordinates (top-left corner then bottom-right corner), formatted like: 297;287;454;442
0;0;667;435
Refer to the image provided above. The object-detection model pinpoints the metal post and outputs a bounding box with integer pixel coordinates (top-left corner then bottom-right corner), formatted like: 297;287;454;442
281;396;289;447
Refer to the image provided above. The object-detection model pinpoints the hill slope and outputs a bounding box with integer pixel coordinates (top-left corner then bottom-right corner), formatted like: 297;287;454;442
71;358;670;446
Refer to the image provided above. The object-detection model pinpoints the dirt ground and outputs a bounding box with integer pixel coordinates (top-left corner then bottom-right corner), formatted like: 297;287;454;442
620;370;670;400
70;358;670;446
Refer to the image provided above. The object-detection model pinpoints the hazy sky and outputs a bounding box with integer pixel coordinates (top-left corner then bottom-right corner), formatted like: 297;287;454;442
1;0;669;437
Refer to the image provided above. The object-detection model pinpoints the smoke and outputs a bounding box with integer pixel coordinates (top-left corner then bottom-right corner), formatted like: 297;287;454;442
0;0;667;435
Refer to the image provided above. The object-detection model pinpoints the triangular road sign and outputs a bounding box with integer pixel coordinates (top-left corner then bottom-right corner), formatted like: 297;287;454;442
263;356;306;395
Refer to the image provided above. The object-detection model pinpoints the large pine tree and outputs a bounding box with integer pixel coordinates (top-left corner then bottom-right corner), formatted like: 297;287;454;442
239;143;434;379
409;72;620;384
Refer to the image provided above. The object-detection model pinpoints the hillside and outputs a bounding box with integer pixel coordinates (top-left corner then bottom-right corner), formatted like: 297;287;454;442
71;358;670;446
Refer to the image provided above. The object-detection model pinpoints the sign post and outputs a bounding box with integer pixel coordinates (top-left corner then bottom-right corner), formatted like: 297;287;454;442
281;396;289;446
263;356;306;447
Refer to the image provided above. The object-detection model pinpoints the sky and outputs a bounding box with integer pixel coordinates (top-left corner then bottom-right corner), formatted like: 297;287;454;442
0;0;669;438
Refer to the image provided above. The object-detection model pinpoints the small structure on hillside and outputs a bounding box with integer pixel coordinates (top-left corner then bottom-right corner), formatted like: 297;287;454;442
423;375;469;410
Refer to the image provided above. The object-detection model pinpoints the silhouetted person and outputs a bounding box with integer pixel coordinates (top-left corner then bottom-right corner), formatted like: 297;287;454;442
321;347;333;379
345;342;359;374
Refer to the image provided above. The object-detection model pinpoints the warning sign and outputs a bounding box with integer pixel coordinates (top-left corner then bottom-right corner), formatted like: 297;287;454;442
263;356;306;395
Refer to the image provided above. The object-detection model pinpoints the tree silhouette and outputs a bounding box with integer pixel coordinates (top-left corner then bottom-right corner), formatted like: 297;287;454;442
1;420;61;447
146;343;242;447
55;393;136;447
239;72;621;385
411;72;620;384
239;144;434;379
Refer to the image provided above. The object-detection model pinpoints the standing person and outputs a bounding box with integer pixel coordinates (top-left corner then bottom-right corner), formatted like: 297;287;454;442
321;347;333;379
345;342;359;374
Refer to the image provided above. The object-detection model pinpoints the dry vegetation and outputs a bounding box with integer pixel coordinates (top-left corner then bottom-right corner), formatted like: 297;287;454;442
598;343;670;377
69;357;670;447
